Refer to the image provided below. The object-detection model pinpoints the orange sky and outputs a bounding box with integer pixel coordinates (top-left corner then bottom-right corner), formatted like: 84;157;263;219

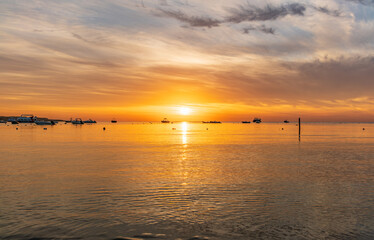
1;0;374;122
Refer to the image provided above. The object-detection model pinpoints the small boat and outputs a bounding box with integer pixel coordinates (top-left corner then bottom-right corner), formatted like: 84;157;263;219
0;120;7;124
65;118;73;123
242;121;251;124
17;114;37;123
72;118;84;124
8;118;19;124
202;121;221;124
161;118;170;123
284;120;289;123
111;119;117;123
253;118;262;123
83;119;97;123
35;120;56;125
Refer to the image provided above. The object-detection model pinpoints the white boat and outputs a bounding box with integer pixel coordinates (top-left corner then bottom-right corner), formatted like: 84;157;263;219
17;114;37;123
72;118;84;124
35;120;56;125
8;118;19;124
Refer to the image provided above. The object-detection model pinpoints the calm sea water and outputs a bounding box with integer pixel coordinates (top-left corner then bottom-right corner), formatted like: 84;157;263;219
0;122;373;240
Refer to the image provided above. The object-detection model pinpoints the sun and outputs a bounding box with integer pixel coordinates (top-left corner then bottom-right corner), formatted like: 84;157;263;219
178;107;192;115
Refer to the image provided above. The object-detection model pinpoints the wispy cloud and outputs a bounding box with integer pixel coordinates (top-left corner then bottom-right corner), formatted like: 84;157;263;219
345;0;374;6
311;6;342;17
156;9;221;27
243;25;276;34
225;3;306;23
155;2;342;32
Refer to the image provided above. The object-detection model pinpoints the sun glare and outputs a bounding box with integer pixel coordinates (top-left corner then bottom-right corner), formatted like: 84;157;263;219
178;107;192;115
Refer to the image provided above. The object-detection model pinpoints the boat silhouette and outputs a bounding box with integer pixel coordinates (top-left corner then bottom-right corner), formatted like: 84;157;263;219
161;118;170;123
253;118;262;123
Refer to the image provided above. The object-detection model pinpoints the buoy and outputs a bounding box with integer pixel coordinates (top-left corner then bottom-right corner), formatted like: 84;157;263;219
363;128;365;130
172;128;176;130
44;128;47;130
282;128;284;130
206;128;208;130
103;127;106;130
16;128;18;130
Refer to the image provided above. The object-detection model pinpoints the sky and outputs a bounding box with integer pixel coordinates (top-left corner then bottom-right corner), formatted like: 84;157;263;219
1;0;374;122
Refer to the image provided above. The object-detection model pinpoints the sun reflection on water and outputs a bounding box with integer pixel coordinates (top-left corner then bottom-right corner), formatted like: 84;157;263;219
181;122;188;145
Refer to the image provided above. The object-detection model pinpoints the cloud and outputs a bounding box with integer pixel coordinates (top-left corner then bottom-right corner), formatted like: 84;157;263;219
155;2;341;32
156;9;221;28
225;3;306;23
311;6;342;17
345;0;374;6
243;25;276;34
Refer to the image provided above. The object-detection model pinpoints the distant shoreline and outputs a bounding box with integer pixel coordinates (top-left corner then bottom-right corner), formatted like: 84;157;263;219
0;116;64;122
0;116;373;124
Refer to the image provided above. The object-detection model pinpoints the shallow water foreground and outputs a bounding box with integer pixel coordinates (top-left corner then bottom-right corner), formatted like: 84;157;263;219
0;122;373;239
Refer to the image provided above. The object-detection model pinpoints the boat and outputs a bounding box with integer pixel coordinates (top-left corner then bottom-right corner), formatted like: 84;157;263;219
161;118;170;123
242;121;251;124
8;118;19;124
65;118;73;123
17;114;37;123
0;120;7;124
253;118;262;123
72;118;84;124
202;121;221;124
35;120;56;125
111;119;117;123
83;119;97;123
284;120;289;123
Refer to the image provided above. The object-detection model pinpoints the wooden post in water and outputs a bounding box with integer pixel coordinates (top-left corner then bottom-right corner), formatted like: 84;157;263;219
298;117;301;141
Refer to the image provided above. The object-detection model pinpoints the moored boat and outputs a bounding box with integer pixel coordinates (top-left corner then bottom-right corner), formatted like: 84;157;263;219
72;118;84;124
284;120;289;123
17;114;37;123
242;121;251;124
8;118;19;124
111;119;117;123
35;120;56;125
253;118;262;123
202;121;221;123
84;119;97;123
161;118;170;123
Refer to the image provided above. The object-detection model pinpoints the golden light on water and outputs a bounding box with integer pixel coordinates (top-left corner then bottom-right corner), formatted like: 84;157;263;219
182;121;188;145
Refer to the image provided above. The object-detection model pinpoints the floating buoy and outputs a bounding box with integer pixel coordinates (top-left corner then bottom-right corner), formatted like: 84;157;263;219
206;128;208;130
363;128;365;131
103;127;106;130
16;128;18;130
172;128;176;130
282;128;284;130
44;128;47;130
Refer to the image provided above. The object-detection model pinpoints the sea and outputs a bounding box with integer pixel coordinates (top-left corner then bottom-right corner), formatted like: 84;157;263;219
0;122;373;240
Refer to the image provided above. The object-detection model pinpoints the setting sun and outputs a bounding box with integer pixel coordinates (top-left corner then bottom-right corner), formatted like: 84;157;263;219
178;107;192;115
